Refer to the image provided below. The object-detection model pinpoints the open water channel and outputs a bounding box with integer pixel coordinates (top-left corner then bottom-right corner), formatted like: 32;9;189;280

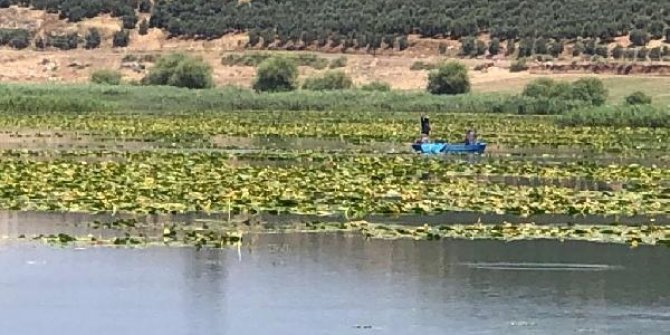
1;233;668;335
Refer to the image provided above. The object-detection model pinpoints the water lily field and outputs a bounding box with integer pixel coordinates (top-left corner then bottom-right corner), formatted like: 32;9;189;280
1;105;669;248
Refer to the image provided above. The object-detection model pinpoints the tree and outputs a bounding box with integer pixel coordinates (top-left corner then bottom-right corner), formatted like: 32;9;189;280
122;13;138;30
84;28;101;49
548;40;564;57
522;78;557;98
570;78;608;106
460;36;475;56
595;45;609;58
139;19;149;36
142;53;213;89
427;61;470;95
34;36;46;50
397;35;408;51
666;28;670;43
534;38;548;55
649;47;662;61
302;71;353;90
649;21;664;39
488;38;500;56
629;29;649;47
138;0;152;13
583;38;596;55
612;44;624;59
637;47;648;60
572;41;584;56
475;39;487;56
252;56;298;92
517;38;533;58
505;39;515;56
261;28;275;48
625;91;652;105
382;34;394;49
112;30;130;48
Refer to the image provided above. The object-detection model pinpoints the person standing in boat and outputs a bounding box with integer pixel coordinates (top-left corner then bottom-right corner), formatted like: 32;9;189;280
464;129;477;145
419;113;431;143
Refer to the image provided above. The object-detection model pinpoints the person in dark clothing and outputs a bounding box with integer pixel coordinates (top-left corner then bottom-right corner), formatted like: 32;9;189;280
420;113;431;136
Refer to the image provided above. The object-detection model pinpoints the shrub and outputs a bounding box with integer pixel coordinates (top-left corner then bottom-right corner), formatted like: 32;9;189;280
426;61;470;95
90;69;122;85
488;38;500;55
142;53;214;89
629;29;649;47
397;35;408;51
625;91;652;105
522;77;607;106
252;56;298;92
523;78;556;98
47;33;79;50
360;81;391;92
329;56;347;69
0;29;30;49
612;45;624;59
112;30;130;48
509;58;528;72
570;77;608;106
84;28;101;49
138;0;152;13
302;71;353;90
410;61;438;71
139;19;149;36
122;13;138;30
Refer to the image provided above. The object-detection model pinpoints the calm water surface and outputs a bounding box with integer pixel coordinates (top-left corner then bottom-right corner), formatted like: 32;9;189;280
0;233;668;335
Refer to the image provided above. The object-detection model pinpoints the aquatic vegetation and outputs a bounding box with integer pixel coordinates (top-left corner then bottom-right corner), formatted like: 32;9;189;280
21;219;670;249
0;110;667;152
295;221;670;247
0;152;667;217
27;222;243;249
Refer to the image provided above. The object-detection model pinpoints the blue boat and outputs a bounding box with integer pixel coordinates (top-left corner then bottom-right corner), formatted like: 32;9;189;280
411;142;487;154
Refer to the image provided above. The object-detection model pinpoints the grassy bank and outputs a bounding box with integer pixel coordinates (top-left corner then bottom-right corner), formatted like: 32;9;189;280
558;105;670;128
0;83;585;115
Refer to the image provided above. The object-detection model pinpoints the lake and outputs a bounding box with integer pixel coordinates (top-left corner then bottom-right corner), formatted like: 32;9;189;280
1;233;668;335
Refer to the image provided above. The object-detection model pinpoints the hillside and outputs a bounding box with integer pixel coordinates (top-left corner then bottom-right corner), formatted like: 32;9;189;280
0;1;669;89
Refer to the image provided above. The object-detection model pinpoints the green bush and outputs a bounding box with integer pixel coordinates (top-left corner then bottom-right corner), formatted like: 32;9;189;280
142;53;214;89
328;56;347;69
360;81;391;92
509;58;528;72
90;69;122;85
570;77;607;106
302;71;353;90
522;77;607;106
113;30;130;48
426;61;470;95
625;91;652;105
252;56;298;92
139;19;149;36
84;28;101;49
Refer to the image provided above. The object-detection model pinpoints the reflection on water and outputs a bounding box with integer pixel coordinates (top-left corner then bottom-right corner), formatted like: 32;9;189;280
0;233;668;335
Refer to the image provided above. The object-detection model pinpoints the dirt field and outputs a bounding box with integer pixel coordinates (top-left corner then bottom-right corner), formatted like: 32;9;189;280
1;6;669;101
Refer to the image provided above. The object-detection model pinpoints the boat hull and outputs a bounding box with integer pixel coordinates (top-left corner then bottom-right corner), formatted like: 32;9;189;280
411;142;486;154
